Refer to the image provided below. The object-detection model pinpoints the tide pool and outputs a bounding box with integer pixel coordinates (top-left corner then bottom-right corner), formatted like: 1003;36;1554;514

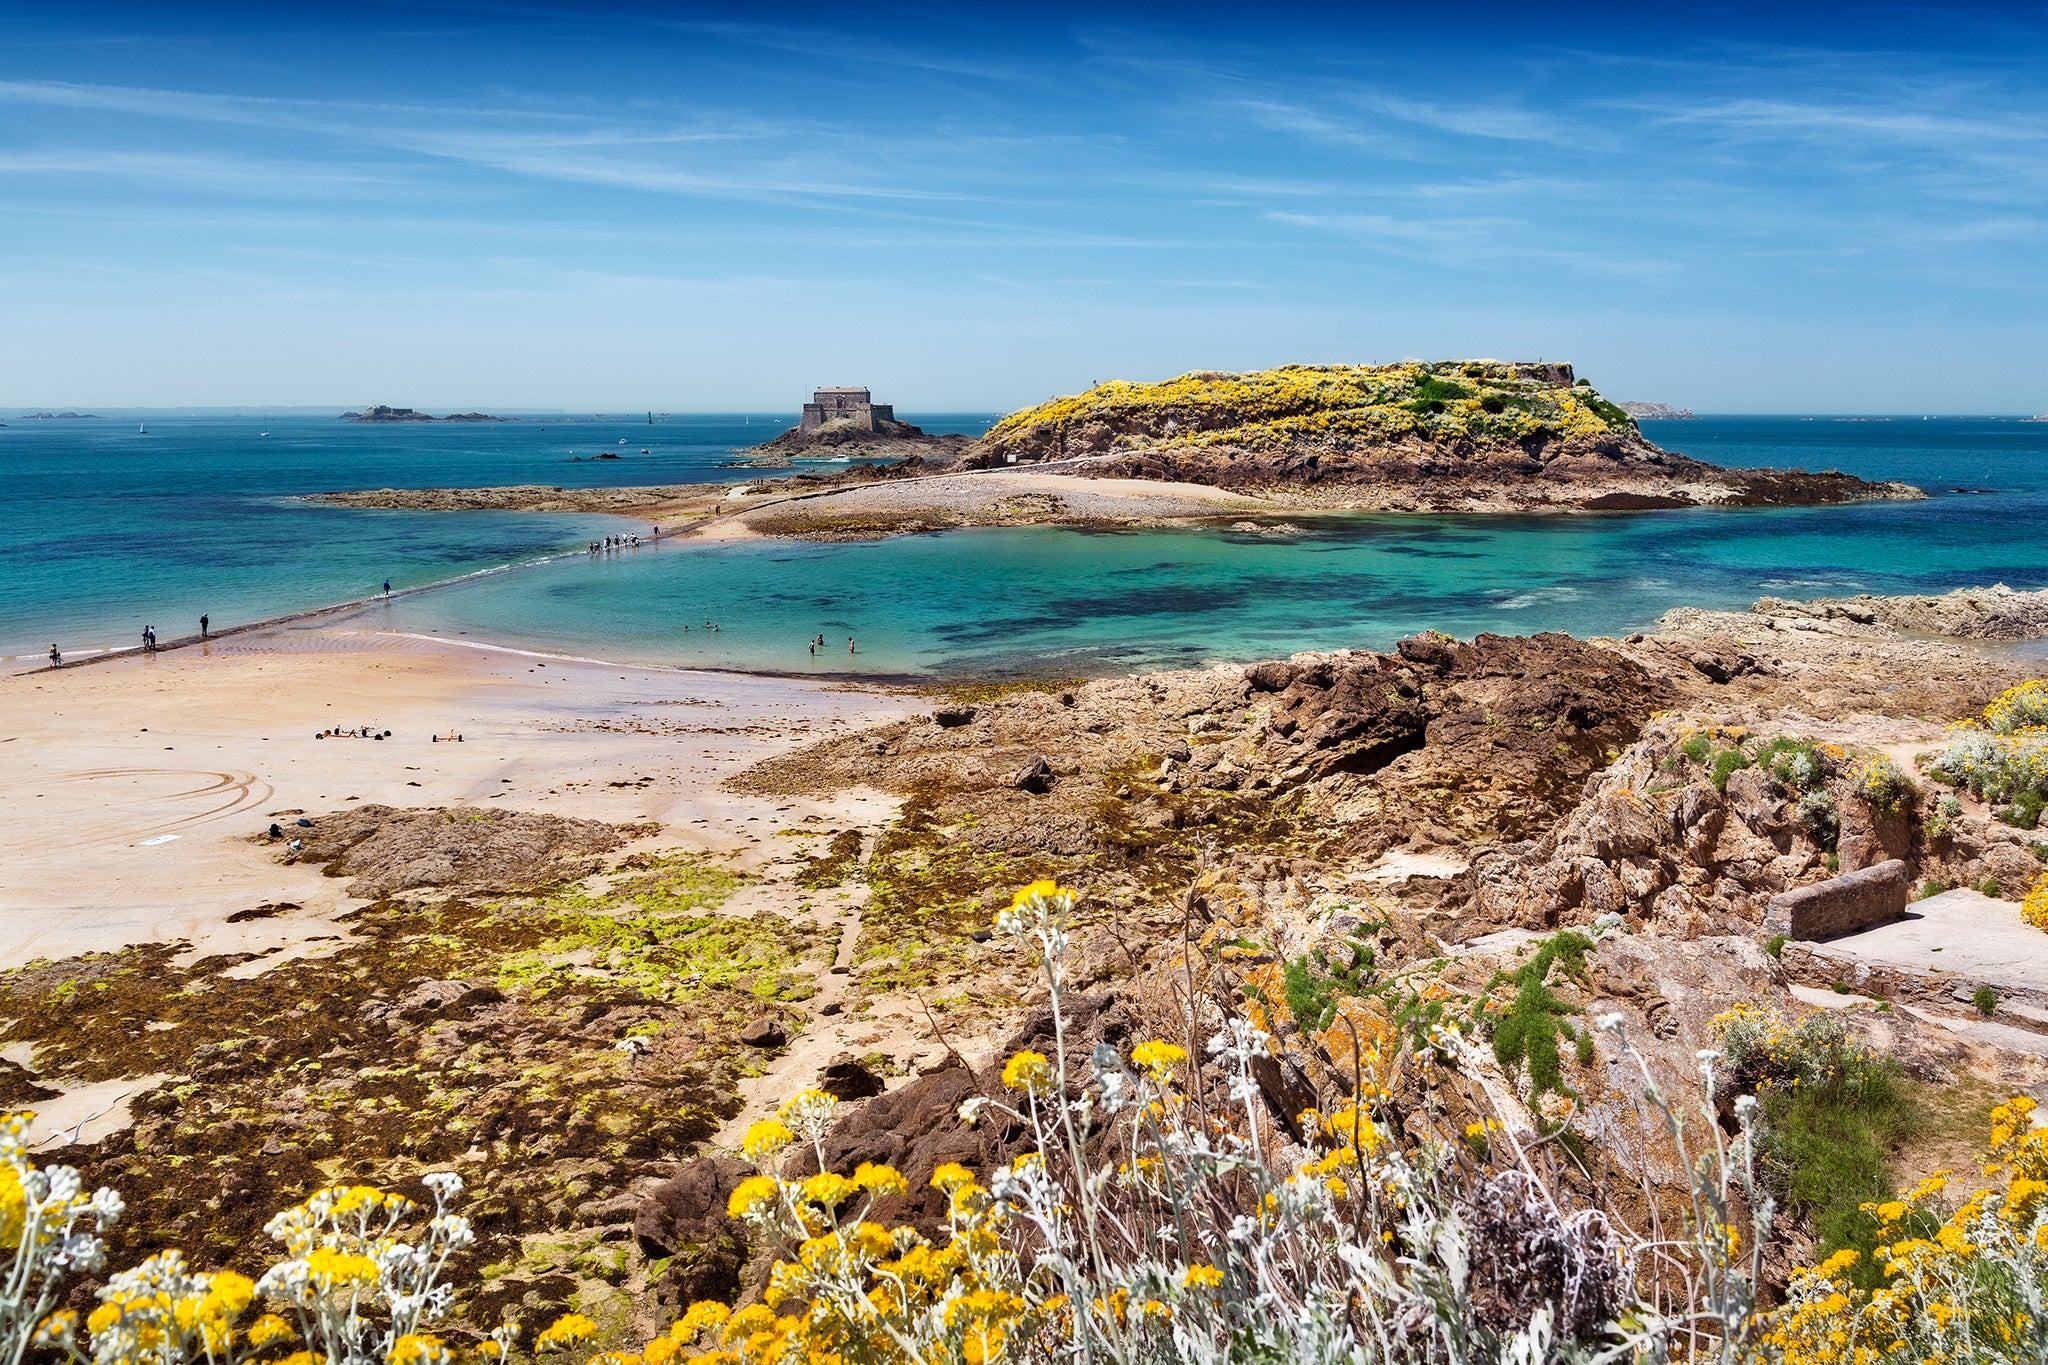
5;414;2046;674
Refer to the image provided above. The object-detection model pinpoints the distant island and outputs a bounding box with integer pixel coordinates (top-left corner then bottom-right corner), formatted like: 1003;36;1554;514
18;410;102;419
1618;401;1697;420
340;406;513;423
735;385;973;465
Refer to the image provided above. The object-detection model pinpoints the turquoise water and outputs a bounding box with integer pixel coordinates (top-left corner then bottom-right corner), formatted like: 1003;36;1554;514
6;413;2046;675
0;412;991;658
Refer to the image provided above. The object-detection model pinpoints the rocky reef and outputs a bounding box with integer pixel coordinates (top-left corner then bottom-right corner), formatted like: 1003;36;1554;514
965;362;1915;512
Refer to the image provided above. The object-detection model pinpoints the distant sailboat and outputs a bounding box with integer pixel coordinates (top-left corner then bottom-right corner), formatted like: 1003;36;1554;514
138;422;146;434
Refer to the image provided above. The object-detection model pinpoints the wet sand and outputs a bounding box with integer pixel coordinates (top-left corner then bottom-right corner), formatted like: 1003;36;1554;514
0;623;911;972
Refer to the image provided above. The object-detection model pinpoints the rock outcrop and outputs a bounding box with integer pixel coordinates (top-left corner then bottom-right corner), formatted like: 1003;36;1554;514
285;803;641;897
963;362;1916;513
735;418;972;467
1750;584;2048;642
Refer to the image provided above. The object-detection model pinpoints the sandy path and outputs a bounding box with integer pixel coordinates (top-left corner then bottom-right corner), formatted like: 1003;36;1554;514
0;626;912;971
695;466;1281;541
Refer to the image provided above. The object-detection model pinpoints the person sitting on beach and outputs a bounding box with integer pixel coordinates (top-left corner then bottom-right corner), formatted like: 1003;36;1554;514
268;822;284;840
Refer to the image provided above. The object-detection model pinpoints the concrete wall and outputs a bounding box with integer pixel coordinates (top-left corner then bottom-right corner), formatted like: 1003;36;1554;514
1765;858;1909;940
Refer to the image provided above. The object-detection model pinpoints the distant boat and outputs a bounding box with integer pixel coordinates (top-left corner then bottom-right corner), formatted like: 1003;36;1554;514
138;422;146;434
259;430;270;436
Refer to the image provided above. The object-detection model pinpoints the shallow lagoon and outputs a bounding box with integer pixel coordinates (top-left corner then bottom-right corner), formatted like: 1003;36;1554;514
7;414;2046;674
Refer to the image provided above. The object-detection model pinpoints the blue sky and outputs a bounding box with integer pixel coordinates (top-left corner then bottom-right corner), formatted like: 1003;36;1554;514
1;2;2043;413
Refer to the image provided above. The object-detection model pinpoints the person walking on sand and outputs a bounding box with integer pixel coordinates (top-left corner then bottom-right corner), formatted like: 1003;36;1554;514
48;644;60;667
199;613;208;640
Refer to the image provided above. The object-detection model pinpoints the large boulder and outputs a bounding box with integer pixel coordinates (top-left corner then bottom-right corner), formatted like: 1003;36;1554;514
632;1156;754;1310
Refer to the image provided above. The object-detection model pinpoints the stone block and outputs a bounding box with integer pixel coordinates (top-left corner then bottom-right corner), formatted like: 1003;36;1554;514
1765;859;1908;940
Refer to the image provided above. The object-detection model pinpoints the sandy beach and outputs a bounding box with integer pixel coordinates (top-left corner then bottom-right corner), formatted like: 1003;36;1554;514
0;624;910;974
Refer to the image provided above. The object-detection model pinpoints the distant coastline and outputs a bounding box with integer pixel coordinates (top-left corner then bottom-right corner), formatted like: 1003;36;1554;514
341;405;513;423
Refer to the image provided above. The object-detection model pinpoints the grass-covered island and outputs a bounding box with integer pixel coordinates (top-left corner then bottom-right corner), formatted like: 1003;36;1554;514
966;360;1919;511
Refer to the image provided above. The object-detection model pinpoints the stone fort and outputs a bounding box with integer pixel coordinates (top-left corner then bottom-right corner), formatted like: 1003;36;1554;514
799;386;894;434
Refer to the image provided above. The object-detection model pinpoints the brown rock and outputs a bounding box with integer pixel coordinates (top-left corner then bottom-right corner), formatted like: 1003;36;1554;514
633;1156;754;1309
739;1017;787;1049
819;1055;886;1100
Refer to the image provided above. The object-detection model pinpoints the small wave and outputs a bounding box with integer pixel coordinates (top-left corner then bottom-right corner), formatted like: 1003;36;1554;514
1494;586;1585;610
380;631;652;669
1757;578;1867;591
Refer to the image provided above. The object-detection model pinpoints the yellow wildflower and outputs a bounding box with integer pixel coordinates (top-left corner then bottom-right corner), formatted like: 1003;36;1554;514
852;1161;907;1196
536;1314;597;1352
1002;1049;1052;1093
1131;1039;1187;1077
726;1175;779;1219
678;1301;730;1335
388;1334;449;1365
740;1118;792;1159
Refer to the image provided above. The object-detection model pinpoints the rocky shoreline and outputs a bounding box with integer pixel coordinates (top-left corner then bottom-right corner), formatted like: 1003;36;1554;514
9;584;2048;1331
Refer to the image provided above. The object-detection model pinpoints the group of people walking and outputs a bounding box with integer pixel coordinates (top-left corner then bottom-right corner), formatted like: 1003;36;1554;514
47;614;192;669
588;533;642;554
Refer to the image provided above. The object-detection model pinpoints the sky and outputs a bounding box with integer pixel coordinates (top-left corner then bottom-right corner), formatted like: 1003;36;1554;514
1;2;2044;413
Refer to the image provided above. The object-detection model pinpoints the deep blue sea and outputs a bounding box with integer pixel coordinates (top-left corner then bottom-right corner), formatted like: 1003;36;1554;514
4;412;2044;676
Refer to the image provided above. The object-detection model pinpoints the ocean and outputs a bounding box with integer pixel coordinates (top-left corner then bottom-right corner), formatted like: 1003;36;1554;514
5;412;2044;676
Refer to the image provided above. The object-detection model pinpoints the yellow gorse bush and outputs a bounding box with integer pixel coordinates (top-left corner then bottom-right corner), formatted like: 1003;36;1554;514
983;363;1627;457
1768;1097;2048;1362
1984;679;2048;736
2021;870;2048;931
